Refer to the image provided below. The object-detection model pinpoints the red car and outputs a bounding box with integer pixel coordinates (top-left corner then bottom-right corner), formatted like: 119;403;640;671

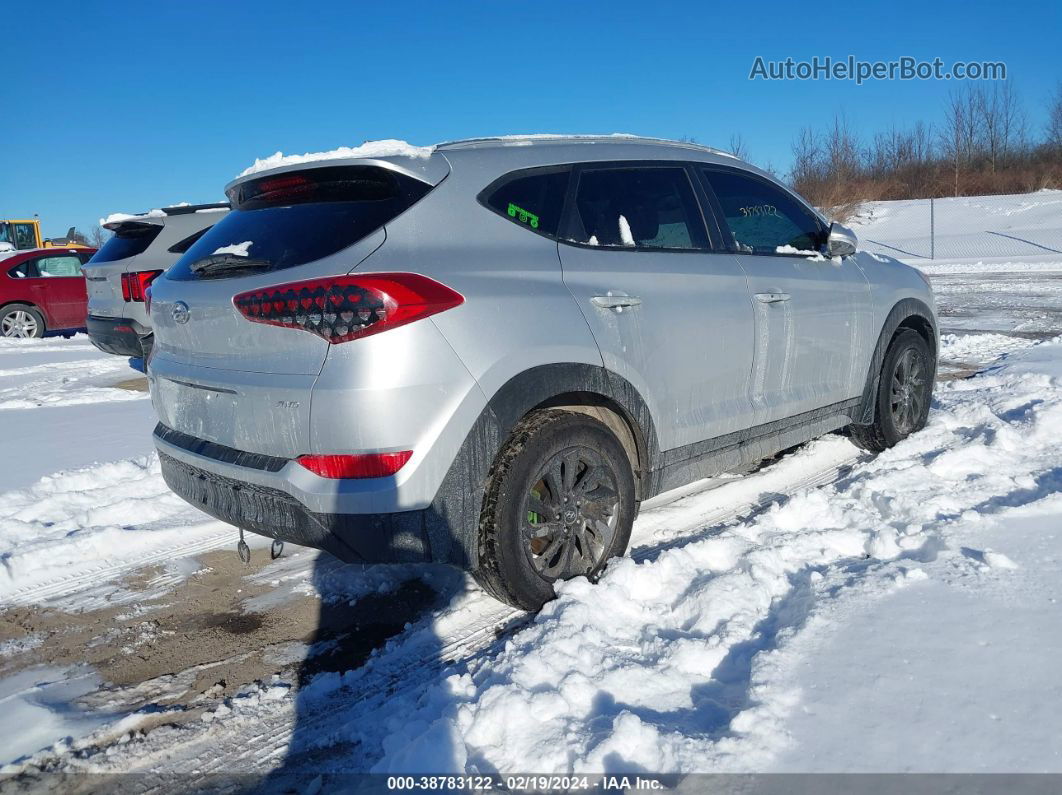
0;247;96;338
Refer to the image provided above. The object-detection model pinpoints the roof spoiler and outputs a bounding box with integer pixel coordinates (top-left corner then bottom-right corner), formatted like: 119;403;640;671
101;202;230;231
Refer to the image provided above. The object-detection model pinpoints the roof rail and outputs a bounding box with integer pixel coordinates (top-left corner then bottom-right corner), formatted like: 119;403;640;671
434;134;730;156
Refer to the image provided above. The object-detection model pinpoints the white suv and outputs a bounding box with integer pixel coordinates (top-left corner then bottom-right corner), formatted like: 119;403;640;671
84;203;228;361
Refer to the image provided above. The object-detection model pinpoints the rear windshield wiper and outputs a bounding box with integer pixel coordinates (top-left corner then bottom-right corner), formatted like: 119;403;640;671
189;254;274;278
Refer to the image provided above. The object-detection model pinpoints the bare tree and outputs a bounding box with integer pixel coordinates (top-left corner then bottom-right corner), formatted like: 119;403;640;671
976;82;1027;171
789;126;821;190
89;226;109;249
940;87;980;195
727;133;750;161
1047;82;1062;151
825;115;860;179
787;82;1059;203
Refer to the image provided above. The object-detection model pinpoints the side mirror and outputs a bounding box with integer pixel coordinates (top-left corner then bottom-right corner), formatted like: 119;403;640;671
827;222;857;257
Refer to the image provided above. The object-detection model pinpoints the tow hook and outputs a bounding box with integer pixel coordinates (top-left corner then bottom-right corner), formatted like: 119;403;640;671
237;528;251;564
235;529;284;563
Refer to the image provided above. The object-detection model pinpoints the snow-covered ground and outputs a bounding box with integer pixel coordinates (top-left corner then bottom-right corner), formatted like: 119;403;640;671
849;189;1062;261
1;212;1061;782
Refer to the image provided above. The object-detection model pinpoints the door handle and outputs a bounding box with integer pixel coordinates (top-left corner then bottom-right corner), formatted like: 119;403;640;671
754;292;791;304
591;294;642;310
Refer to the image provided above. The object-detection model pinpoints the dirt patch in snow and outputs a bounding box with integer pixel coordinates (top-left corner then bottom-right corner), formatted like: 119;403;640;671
112;376;148;392
0;547;436;719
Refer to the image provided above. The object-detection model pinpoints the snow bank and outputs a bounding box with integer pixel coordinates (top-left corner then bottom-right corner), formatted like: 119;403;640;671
849;191;1062;261
0;455;230;604
355;335;1062;774
238;139;434;177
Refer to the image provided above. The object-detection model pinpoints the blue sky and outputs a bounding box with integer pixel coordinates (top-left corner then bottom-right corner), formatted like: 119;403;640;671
3;0;1059;238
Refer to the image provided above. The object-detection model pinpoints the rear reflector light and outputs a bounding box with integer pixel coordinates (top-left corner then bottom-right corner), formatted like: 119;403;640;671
233;273;463;344
296;451;412;479
121;270;163;302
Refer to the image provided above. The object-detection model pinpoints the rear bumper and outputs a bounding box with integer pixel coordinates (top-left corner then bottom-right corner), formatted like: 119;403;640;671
155;426;435;564
87;314;152;358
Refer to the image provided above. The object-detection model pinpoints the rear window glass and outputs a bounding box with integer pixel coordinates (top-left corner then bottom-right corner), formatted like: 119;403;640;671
90;223;162;263
168;166;432;281
481;168;570;238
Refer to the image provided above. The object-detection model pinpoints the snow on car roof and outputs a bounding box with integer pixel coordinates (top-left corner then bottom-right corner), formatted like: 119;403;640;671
237;139;436;178
235;135;739;179
100;203;229;227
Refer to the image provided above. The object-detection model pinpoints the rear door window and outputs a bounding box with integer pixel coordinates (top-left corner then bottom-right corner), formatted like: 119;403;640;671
565;167;708;250
90;223;163;263
480;167;570;238
34;255;83;277
8;260;37;278
700;169;826;255
168;166;433;281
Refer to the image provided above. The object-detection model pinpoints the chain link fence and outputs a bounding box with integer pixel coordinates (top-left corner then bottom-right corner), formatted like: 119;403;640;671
848;191;1062;261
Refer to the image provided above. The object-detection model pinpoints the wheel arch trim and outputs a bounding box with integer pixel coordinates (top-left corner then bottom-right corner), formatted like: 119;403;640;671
856;298;937;425
423;362;658;567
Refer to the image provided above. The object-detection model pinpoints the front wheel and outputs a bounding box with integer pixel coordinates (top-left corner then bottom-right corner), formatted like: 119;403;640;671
849;328;933;452
0;304;45;339
474;410;636;611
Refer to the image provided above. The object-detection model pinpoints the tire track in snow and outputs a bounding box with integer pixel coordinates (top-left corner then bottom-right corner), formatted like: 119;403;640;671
1;522;238;607
0;455;238;607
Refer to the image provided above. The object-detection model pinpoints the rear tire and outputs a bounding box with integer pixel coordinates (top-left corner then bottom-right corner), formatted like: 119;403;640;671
474;410;636;611
849;329;932;452
0;304;45;339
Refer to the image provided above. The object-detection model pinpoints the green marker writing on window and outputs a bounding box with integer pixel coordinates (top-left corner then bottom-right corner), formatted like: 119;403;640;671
507;202;540;229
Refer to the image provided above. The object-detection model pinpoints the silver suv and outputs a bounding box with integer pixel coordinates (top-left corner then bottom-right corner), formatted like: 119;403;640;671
85;203;228;361
148;136;936;610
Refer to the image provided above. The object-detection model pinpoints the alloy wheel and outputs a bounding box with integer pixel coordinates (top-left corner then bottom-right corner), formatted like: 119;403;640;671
1;310;38;338
890;347;927;434
522;447;620;580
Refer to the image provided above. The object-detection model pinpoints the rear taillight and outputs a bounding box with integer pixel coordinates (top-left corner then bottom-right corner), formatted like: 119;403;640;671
296;451;412;479
232;273;464;344
121;270;163;303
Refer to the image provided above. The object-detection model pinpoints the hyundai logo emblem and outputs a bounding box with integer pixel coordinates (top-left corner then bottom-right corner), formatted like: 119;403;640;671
172;301;190;325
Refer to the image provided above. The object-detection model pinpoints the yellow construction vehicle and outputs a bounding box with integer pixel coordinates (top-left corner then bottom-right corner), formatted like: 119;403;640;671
0;218;91;251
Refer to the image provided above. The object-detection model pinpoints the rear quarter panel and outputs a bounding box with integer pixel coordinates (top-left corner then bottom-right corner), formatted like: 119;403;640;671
333;157;606;508
364;156;605;400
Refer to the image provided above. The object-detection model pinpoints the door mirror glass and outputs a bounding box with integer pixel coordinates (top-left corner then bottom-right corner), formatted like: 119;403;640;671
826;222;857;257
